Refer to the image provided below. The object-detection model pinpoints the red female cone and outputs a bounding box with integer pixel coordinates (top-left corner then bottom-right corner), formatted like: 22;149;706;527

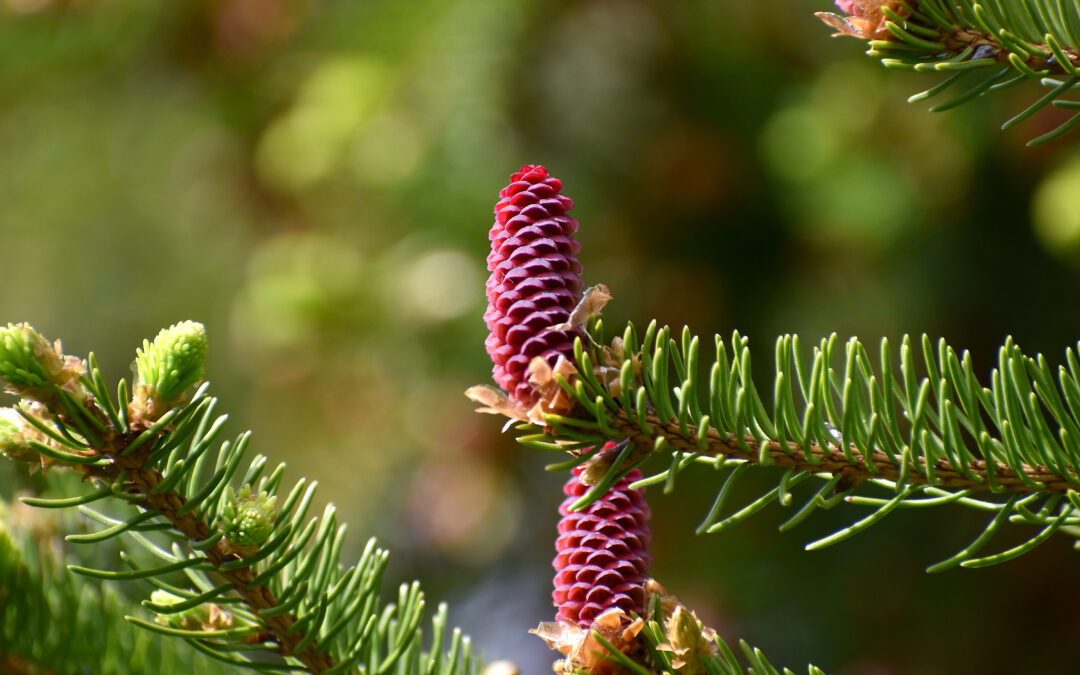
483;166;652;630
484;165;584;408
553;450;652;627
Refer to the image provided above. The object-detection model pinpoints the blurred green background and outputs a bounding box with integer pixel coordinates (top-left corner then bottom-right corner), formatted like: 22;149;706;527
2;1;1080;673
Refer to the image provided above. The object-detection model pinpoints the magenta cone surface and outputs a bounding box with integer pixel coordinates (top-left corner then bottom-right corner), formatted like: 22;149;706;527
553;456;652;627
484;165;584;408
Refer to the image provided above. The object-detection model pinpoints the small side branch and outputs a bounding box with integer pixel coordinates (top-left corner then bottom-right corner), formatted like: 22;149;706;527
104;448;335;673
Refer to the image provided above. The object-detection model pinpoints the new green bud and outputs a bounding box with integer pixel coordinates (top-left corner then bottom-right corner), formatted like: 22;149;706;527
0;324;85;404
150;589;208;627
659;605;718;673
0;408;36;463
150;589;234;631
221;485;277;550
130;321;207;423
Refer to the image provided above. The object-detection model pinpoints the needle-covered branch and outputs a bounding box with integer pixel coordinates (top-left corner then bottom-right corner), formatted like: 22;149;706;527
482;319;1080;570
0;322;478;675
604;409;1078;496
818;1;1080;145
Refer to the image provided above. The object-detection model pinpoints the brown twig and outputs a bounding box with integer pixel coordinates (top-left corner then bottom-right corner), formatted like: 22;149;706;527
941;26;1080;76
606;410;1078;495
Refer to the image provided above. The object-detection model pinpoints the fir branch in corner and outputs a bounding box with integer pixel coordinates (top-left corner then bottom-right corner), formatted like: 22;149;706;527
0;322;481;675
0;322;332;672
816;1;1080;145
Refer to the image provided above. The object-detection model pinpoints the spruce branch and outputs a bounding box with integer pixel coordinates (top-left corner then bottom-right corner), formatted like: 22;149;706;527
479;319;1080;571
478;166;835;674
817;1;1080;144
602;409;1076;496
5;323;334;671
0;322;480;675
532;578;827;675
104;443;335;672
640;581;827;675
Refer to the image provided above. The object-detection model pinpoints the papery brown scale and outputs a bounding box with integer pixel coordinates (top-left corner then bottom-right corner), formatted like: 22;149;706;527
822;0;907;40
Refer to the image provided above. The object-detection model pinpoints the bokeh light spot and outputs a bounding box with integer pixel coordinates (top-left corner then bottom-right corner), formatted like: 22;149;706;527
397;249;479;322
761;104;840;182
1033;158;1080;255
230;231;365;354
352;111;425;186
255;56;388;192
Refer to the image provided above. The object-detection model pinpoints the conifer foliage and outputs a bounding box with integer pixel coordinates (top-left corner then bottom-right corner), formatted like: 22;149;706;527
0;322;478;675
819;0;1080;145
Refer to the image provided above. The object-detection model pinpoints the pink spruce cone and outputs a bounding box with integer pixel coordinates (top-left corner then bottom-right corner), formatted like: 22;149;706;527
484;165;584;408
481;167;652;628
553;452;652;628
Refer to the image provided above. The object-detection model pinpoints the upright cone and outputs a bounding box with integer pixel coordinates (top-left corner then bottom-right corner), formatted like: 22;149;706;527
553;454;651;627
484;165;584;407
480;166;652;637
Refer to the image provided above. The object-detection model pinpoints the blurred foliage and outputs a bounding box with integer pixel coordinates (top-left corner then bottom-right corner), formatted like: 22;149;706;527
1;0;1079;673
0;481;235;674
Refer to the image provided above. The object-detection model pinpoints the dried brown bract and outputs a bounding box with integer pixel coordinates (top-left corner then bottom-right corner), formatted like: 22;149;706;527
465;384;530;423
594;335;642;398
466;354;580;428
543;284;613;336
816;1;907;41
576;439;652;487
525;354;579;423
532;608;645;675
